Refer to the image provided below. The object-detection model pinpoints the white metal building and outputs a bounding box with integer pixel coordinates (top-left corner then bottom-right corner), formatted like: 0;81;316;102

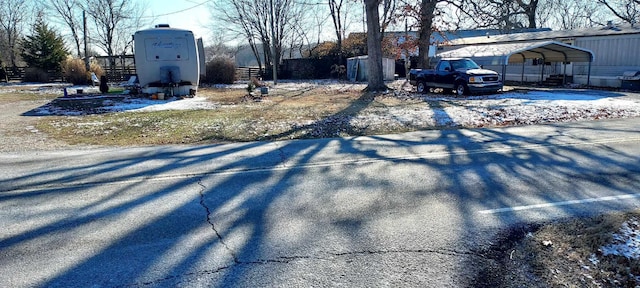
440;24;640;88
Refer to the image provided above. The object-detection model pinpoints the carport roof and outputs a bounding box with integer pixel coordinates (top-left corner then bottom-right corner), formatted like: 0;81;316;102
436;40;594;65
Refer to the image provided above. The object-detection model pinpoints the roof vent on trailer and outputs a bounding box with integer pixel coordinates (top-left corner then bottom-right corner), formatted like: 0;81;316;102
155;24;170;28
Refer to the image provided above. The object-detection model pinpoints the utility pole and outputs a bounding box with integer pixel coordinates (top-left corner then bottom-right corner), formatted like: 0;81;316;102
270;0;277;85
362;2;366;32
83;10;90;71
405;18;409;77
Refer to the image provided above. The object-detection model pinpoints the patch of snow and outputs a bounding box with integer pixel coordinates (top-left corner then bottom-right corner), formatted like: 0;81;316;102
0;83;100;95
118;97;220;112
600;218;640;259
25;126;39;133
0;82;71;87
211;79;368;92
589;253;600;265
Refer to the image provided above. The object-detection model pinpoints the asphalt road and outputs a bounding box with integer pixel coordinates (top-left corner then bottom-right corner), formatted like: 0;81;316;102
1;118;640;287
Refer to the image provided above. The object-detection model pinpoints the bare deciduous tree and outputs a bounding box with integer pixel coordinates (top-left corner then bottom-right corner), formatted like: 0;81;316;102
418;0;439;69
84;0;147;69
364;0;387;91
547;0;602;29
322;0;364;61
380;0;398;33
596;0;640;25
329;0;347;60
204;33;240;62
0;0;30;67
456;0;553;30
42;0;83;57
517;0;541;28
211;0;307;76
399;0;453;68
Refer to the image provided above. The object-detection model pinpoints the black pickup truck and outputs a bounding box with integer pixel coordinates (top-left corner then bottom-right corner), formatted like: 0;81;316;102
409;58;503;95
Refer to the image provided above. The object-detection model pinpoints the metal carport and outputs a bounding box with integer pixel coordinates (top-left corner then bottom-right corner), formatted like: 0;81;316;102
437;40;595;85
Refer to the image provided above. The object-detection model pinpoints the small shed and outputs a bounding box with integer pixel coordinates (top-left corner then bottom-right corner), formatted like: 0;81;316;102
437;40;594;85
347;56;395;82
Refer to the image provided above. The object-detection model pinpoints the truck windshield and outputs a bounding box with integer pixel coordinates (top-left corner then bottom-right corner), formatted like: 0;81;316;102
450;59;480;70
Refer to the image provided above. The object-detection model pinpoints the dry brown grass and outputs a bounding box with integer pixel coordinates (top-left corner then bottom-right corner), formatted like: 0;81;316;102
34;86;424;146
0;86;60;104
503;212;640;287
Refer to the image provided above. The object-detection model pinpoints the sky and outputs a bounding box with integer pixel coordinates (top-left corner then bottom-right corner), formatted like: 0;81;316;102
141;0;366;47
143;0;213;41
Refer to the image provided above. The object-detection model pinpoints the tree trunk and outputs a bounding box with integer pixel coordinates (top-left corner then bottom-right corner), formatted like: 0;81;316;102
418;0;437;69
248;39;263;72
329;0;344;63
364;0;387;92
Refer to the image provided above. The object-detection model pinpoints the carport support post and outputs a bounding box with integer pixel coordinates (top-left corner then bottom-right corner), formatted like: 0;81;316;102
540;60;545;84
502;65;507;86
521;61;525;84
563;62;567;86
587;62;592;86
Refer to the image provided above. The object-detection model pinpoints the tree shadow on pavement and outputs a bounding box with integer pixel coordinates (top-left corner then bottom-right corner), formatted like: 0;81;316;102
1;90;639;287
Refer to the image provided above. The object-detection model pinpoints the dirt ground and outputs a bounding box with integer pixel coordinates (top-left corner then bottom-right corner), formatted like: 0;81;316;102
0;97;85;152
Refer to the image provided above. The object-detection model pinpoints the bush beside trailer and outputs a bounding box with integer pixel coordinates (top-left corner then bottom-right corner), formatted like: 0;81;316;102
133;24;205;96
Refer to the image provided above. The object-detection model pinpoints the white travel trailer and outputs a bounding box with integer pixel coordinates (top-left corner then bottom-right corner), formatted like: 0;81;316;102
133;24;205;96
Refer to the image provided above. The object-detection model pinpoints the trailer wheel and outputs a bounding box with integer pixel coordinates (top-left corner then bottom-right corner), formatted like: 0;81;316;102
454;82;468;96
416;81;429;94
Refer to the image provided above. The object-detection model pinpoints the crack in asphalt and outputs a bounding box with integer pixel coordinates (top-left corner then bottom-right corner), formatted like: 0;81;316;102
186;176;487;287
196;177;240;263
332;248;487;258
274;143;288;168
126;246;487;286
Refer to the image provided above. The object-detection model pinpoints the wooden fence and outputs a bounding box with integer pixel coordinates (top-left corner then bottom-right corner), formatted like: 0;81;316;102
3;67;63;82
235;67;264;81
2;65;261;83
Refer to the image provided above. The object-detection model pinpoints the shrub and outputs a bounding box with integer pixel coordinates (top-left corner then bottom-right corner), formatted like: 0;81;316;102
205;57;236;84
90;61;104;79
331;64;346;79
23;68;49;82
62;58;88;85
61;58;105;85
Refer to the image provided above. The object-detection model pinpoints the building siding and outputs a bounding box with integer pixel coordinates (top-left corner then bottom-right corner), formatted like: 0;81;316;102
576;35;640;72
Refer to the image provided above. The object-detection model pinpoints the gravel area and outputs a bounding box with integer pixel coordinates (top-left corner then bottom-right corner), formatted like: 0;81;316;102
0;100;84;152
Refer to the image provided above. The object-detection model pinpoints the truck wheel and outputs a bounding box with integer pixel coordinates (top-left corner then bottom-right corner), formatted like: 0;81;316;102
454;83;468;96
416;81;428;94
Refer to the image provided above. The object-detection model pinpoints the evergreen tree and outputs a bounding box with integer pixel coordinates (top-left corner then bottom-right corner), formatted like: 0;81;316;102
21;16;69;72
